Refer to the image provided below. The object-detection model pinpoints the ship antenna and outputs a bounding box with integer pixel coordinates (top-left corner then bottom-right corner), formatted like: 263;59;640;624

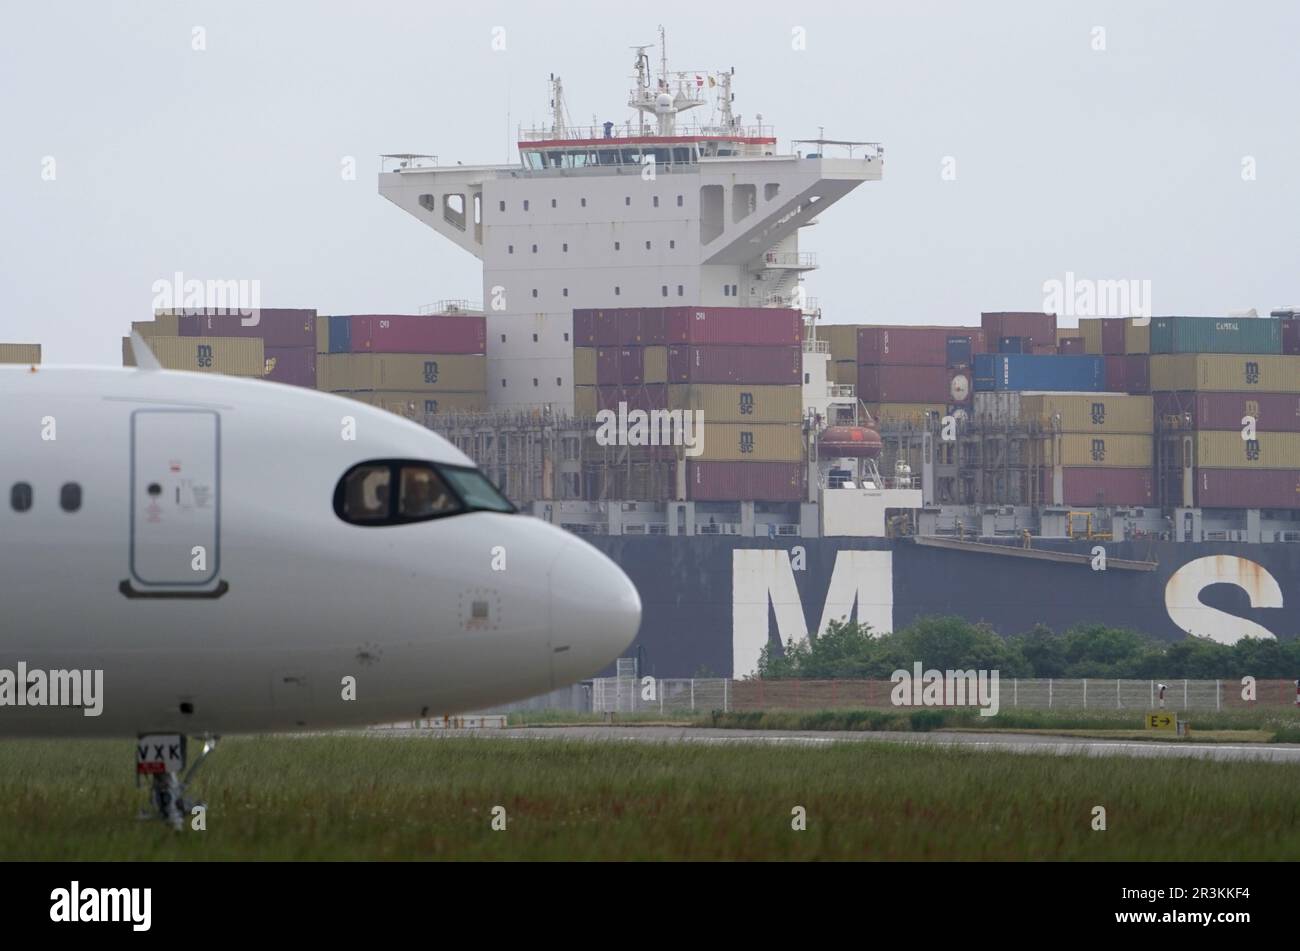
659;25;667;89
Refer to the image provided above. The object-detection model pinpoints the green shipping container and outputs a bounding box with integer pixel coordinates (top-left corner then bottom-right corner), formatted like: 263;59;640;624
1149;316;1282;354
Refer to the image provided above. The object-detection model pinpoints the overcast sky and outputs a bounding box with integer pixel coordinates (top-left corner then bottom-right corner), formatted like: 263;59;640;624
2;0;1298;362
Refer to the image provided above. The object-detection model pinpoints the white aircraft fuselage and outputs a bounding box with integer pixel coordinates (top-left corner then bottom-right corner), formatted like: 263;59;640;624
0;364;641;738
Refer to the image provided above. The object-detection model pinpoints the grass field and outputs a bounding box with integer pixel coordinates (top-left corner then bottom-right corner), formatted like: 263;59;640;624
4;734;1300;860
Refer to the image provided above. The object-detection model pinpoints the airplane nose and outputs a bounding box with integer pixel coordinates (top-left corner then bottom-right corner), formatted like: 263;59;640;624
549;538;641;685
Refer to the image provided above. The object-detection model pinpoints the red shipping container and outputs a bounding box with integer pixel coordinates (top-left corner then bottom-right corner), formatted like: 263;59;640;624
667;345;801;384
347;315;485;354
179;308;315;348
641;308;668;346
1283;318;1300;355
857;365;965;403
596;384;668;413
1058;337;1085;355
617;308;644;346
1101;318;1127;355
665;307;801;346
572;309;597;346
594;309;621;347
1042;467;1154;506
856;327;950;366
617;347;644;385
596;348;621;385
1104;354;1150;393
263;346;316;388
684;461;806;501
1195;469;1300;509
1154;392;1300;432
981;312;1058;345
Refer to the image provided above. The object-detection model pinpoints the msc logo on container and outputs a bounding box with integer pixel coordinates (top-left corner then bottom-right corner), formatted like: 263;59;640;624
738;391;754;415
1090;402;1106;426
196;344;214;368
1245;438;1260;462
1091;438;1106;462
423;361;439;384
1245;361;1260;385
739;431;755;454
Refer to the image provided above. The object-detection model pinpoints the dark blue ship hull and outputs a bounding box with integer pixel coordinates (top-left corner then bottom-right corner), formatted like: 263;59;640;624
587;536;1300;677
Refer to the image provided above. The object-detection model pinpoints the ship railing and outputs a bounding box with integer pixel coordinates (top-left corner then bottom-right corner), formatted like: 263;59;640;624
418;299;484;315
762;251;817;269
518;123;775;142
380;153;440;173
802;339;830;354
697;521;742;535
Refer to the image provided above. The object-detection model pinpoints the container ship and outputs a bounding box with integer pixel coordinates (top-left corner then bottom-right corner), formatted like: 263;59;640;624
84;34;1300;678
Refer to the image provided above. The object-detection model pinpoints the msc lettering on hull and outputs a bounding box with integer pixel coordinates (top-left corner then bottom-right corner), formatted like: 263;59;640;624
1165;555;1283;644
732;549;893;677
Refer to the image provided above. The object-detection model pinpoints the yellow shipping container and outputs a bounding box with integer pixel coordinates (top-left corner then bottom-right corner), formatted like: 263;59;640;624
351;391;486;418
0;343;41;364
573;347;597;386
1194;431;1300;469
1150;354;1300;393
1078;319;1103;354
315;317;330;353
1018;393;1153;434
644;346;668;385
134;315;180;336
1037;433;1152;467
695;422;804;463
574;385;597;416
832;360;857;386
868;402;947;425
668;384;802;423
317;353;485;391
1125;319;1150;354
823;326;861;363
144;336;265;376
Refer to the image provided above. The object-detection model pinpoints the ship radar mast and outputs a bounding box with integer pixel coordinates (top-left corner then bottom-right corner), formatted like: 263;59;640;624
627;26;712;137
548;73;570;138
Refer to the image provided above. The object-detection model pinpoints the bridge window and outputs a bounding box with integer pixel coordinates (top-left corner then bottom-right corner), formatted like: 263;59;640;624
60;483;81;512
10;482;32;512
653;196;660;208
523;200;530;211
662;286;668;297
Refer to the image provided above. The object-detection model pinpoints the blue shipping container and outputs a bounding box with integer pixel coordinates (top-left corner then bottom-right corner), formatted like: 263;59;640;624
945;335;973;368
328;315;352;353
974;353;1106;392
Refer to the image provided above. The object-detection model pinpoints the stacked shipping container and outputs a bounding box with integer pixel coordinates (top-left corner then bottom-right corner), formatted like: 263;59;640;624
852;325;983;424
1026;393;1156;505
1149;317;1300;508
0;343;41;364
573;306;806;500
317;314;487;420
124;309;315;380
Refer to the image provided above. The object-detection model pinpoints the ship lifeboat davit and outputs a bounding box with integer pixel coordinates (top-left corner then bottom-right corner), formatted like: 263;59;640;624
818;425;882;459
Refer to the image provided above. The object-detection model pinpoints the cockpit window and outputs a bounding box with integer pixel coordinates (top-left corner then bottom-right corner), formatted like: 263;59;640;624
334;460;513;526
440;466;515;513
399;466;460;519
340;464;392;522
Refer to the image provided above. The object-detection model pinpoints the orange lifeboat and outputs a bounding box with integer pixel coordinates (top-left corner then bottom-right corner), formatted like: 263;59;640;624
817;425;882;459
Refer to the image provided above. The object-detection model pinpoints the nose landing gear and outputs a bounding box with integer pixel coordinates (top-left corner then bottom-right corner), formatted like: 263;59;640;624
135;734;220;831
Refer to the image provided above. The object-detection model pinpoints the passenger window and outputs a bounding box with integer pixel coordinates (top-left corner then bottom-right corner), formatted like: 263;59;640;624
11;482;32;512
399;466;460;519
340;465;391;522
60;483;82;512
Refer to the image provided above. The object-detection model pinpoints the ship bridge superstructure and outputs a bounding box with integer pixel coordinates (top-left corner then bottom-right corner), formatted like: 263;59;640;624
379;30;883;412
